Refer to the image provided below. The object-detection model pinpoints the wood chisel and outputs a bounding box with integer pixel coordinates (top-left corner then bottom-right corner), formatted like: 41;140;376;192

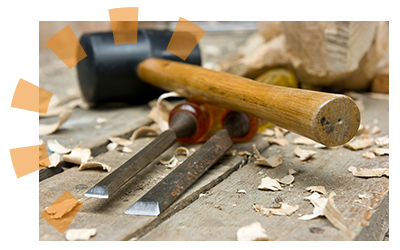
84;102;258;199
125;111;259;216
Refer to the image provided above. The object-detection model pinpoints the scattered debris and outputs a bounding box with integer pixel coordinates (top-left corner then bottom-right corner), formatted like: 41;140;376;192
106;142;118;151
75;184;88;190
288;169;298;175
358;194;372;199
130;126;159;140
268;137;289;147
214;205;222;211
357;124;370;135
344;134;373;150
374;135;389;147
253;145;283;167
226;149;237;156
108;137;133;146
47;153;61;168
238;151;252;156
348;166;389;177
299;193;327;221
175;147;190;162
259;128;274;136
45;198;80;219
314;143;339;149
258;177;282;191
278;174;295;185
62;148;91;165
324;192;348;233
78;161;112;172
254;203;299;216
159;155;179;169
275;196;283;204
96;117;108;124
237;189;247;194
65;228;96;241
372;148;389;156
47;139;73;154
117;146;133;153
236;222;269;241
309;227;325;234
370;126;381;135
293;136;316;145
362;151;375;159
306;186;327;195
294;146;316;161
39;109;72;135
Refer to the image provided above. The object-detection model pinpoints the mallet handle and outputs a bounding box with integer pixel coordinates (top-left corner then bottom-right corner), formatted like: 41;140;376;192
138;58;360;146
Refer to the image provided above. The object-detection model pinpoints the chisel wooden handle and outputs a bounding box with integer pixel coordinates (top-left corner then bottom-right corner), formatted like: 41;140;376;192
138;58;360;146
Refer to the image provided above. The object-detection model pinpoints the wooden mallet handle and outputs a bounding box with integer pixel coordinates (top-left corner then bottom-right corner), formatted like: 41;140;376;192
138;58;360;146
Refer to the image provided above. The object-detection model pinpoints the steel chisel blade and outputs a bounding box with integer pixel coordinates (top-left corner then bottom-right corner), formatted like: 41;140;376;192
125;129;233;216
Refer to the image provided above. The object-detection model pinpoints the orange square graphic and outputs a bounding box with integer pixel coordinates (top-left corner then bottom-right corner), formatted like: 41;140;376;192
109;7;138;45
41;191;83;234
11;79;52;114
45;25;87;69
166;17;206;61
10;144;49;178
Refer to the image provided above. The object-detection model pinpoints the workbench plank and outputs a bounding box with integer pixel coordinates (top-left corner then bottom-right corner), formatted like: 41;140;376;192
140;94;389;241
39;134;270;241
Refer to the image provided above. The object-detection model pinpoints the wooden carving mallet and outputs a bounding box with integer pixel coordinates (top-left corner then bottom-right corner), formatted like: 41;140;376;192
137;58;360;146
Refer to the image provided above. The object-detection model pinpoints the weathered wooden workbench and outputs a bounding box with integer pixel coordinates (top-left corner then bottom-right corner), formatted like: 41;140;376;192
39;34;389;241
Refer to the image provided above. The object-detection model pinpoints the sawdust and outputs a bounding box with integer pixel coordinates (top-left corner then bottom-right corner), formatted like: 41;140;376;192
79;162;112;172
48;153;61;168
306;186;327;195
294;146;316;161
278;175;295;185
65;228;96;241
108;137;133;146
362;151;375;159
130;126;159;140
370;126;381;135
372;148;389;156
236;222;269;241
254;203;299;216
62;148;91;165
258;177;282;191
253;144;282;167
348;166;389;177
293;136;316;145
39;109;72;135
344;134;373;150
375;135;389;147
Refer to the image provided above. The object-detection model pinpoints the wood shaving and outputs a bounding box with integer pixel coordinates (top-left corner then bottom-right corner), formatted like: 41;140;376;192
293;136;316;145
375;135;389;147
130;126;159;140
324;192;347;233
278;175;294;185
372;148;389;156
274;127;284;138
175;147;190;162
253;145;282;167
370;126;381;134
47;139;79;154
314;143;339;150
96;117;108;124
306;186;326;195
78;161;112;172
48;153;61;168
258;177;282;191
254;203;299;216
108;137;133;146
148;99;174;124
106;142;118;151
45;199;79;219
237;189;246;194
288;169;297;175
238;151;252;156
39;109;72;135
236;222;269;241
159;155;179;169
268;138;289;147
277;127;289;134
348;166;389;177
117;146;133;153
259;128;274;136
358;194;372;199
356;124;370;135
294;146;316;161
226;149;237;156
65;228;96;241
299;193;328;221
362;151;375;159
62;148;91;165
344;134;373;150
152;92;180;131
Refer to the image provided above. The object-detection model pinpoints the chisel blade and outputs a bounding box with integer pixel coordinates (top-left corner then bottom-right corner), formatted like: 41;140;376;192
125;129;233;216
85;129;177;199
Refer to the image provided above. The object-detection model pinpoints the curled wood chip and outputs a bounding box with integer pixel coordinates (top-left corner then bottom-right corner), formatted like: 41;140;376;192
323;192;347;233
348;166;389;177
154;92;181;131
293;136;316;145
62;148;91;165
108;137;133;146
159;155;179;169
344;134;373;150
65;228;96;241
106;142;118;151
148;98;175;125
39;109;72;135
269;203;299;216
237;189;246;194
236;222;269;241
175;147;189;162
45;199;79;219
356;124;370;135
370;126;381;135
78;161;111;172
306;186;326;195
372;148;389;156
375;135;389;147
258;177;282;191
294;146;316;161
47;139;77;154
253;144;282;167
268;138;289;147
259;128;274;136
48;153;61;168
278;175;294;185
299;193;328;221
362;151;375;159
130;126;159;140
118;146;133;153
274;127;284;138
